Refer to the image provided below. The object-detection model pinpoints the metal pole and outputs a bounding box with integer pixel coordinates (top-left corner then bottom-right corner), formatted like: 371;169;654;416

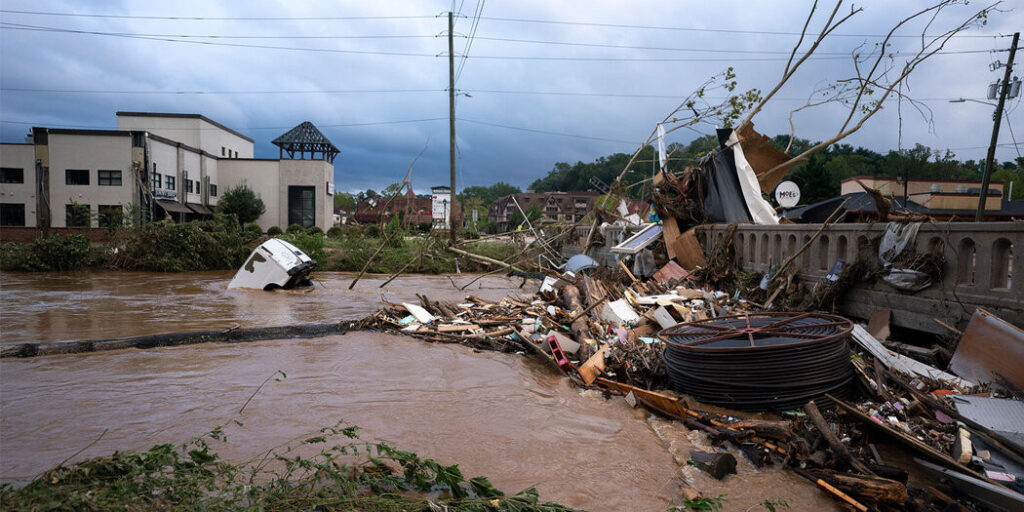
448;11;457;244
977;31;1019;221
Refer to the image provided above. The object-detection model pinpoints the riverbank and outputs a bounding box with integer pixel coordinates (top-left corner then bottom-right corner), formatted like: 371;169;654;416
0;218;518;274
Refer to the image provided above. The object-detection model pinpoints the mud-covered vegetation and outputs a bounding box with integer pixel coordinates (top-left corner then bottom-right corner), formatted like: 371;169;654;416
1;416;576;512
0;215;517;274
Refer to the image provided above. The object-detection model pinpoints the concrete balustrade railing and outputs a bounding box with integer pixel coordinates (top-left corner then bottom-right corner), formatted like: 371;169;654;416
698;222;1023;334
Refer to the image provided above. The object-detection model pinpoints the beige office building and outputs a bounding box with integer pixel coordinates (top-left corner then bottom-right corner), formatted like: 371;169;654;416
0;112;337;232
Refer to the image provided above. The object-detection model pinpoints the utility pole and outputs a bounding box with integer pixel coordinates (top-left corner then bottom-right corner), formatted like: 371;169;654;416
448;11;458;243
976;31;1019;221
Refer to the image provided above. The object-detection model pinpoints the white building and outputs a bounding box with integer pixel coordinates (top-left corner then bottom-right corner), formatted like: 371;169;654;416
0;112;336;232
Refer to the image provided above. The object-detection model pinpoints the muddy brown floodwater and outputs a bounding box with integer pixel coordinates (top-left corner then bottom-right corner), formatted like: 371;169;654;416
0;272;838;511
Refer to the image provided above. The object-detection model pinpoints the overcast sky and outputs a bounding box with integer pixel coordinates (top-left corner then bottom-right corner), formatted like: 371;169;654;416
1;1;1020;194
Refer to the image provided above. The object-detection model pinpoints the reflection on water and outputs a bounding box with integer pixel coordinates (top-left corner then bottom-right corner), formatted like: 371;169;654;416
0;271;533;344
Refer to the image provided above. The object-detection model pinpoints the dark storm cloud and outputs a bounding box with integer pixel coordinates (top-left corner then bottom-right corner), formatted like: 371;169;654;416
1;1;1019;194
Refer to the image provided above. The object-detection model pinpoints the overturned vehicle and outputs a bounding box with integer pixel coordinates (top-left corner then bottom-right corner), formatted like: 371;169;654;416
228;238;316;290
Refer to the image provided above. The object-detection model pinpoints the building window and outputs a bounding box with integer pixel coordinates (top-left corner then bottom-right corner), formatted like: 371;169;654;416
221;146;226;156
98;170;122;186
186;180;194;193
152;172;162;190
210;184;218;197
98;205;122;228
0;203;25;226
65;169;89;186
66;204;90;227
1;167;24;184
166;176;175;191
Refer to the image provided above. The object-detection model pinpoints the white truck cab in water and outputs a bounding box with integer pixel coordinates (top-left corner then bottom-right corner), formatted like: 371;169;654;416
228;238;316;290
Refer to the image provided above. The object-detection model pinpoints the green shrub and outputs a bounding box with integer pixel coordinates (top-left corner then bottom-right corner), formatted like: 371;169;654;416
267;226;283;236
306;225;324;236
279;231;326;263
243;223;263;239
460;229;480;240
326;226;343;238
0;234;104;271
216;184;266;224
287;223;305;234
113;216;250;272
365;225;382;237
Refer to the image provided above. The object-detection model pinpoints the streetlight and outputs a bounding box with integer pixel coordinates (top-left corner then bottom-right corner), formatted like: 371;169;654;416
949;97;997;107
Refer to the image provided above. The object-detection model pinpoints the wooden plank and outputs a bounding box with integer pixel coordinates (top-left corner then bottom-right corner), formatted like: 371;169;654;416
436;324;480;333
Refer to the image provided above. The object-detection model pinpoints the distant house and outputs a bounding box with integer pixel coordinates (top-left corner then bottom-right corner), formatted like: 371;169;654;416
488;191;600;232
353;187;461;227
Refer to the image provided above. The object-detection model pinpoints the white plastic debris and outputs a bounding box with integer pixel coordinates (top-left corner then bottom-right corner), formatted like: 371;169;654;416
601;299;641;325
402;303;436;324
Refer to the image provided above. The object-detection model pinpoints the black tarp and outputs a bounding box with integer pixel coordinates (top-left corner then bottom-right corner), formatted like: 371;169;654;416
701;129;753;223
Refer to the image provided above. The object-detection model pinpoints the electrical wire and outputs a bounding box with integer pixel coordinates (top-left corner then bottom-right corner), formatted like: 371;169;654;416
0;117;447;131
454;1;484;84
0;9;439;21
0;22;440;57
456;117;636;144
475;15;1007;39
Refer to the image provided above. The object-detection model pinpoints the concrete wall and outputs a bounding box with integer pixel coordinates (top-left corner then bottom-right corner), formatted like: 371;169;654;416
118;115;200;149
47;133;135;228
0;143;38;227
199;119;253;159
149;137;179;198
203;154;219;207
278;159;333;232
218;159;281;231
700;222;1023;334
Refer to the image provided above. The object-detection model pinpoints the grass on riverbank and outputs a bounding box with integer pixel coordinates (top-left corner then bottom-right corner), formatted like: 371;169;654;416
0;420;580;512
0;219;520;275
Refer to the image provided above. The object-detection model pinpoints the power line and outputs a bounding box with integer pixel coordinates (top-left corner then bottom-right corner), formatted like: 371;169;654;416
0;86;988;104
0;9;439;21
0;22;996;62
0;8;1006;39
456;117;636;144
0;22;441;57
0;117;447;131
476;16;1007;39
0;87;444;95
472;35;1001;56
454;1;484;84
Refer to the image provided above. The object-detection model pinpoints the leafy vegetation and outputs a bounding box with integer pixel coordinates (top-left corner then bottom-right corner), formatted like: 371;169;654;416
217;184;267;224
112;215;256;272
0;419;579;512
0;233;105;271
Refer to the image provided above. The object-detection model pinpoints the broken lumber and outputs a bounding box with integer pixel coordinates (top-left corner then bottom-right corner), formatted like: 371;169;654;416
804;400;875;476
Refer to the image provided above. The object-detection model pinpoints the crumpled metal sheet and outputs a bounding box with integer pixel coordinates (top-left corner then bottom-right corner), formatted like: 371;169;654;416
950;308;1024;388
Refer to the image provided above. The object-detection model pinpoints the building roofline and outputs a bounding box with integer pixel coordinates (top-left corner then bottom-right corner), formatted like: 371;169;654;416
0;142;33;146
842;176;1004;186
116;111;254;143
43;128;130;137
147;132;216;158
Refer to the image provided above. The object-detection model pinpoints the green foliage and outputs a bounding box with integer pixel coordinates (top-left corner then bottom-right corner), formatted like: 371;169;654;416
333;191;356;211
459;182;522;205
670;494;728;511
286;223;305;234
243;223;263;239
306;225;324;236
0;234;105;271
0;420;580;512
761;498;791;512
277;230;326;263
365;224;382;238
216;184;266;224
461;228;480;239
508;204;543;229
327;225;344;238
266;226;283;236
113;216;251;272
